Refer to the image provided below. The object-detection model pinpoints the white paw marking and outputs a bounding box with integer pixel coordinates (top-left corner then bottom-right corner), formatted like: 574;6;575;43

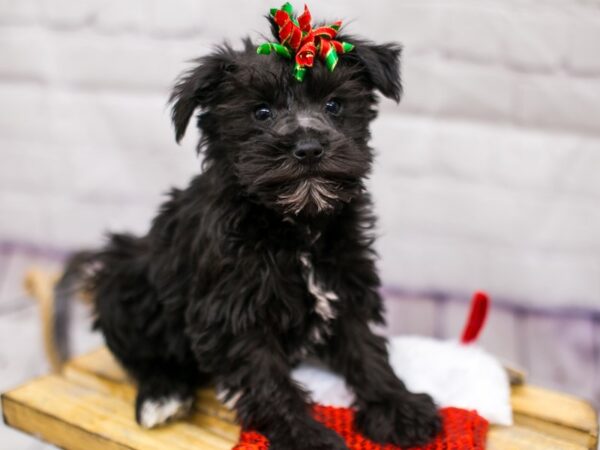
139;395;193;429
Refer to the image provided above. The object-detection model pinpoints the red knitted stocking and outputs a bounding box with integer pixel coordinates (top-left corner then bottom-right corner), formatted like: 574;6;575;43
234;405;489;450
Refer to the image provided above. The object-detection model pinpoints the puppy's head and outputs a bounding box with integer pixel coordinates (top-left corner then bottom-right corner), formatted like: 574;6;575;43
171;28;401;217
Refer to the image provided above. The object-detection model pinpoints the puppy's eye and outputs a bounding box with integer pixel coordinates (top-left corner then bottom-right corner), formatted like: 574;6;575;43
254;105;273;121
325;99;341;116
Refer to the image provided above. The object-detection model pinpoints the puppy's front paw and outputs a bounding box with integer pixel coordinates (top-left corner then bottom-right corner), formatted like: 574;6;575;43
270;422;348;450
356;391;441;447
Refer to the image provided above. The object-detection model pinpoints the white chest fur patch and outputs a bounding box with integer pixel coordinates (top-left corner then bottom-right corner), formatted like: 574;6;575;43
299;252;339;337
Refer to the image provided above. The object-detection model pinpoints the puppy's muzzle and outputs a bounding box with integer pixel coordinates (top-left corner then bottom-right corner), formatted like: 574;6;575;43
293;138;324;163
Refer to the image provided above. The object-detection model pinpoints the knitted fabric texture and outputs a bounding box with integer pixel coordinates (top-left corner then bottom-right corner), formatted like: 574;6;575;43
234;405;489;450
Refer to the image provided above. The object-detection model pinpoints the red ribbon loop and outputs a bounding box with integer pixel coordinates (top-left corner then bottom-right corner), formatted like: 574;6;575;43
258;3;354;81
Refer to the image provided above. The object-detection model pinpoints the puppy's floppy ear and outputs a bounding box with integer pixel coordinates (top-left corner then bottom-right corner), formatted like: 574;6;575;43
349;39;403;102
170;47;236;143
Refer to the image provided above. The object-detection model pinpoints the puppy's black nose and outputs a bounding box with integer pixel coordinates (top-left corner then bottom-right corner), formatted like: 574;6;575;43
293;139;324;162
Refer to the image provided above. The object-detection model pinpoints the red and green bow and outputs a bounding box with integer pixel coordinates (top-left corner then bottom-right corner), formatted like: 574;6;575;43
257;2;354;81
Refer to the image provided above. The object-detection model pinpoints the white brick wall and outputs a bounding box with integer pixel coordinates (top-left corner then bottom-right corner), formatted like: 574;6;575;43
1;0;600;310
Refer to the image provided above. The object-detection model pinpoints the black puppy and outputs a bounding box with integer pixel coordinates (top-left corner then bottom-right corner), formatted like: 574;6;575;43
56;7;441;449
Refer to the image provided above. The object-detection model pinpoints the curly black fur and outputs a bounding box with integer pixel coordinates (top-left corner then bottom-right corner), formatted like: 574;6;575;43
55;24;441;449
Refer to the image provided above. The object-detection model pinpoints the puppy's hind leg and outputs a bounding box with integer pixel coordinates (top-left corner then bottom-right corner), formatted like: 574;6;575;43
126;359;201;429
136;382;193;429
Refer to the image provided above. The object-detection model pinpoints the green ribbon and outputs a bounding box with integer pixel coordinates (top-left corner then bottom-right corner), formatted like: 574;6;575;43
256;42;292;59
257;2;354;82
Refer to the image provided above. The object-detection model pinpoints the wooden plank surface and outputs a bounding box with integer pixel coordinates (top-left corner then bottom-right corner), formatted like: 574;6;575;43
487;425;589;450
2;375;234;450
63;349;238;426
510;386;598;449
2;347;599;450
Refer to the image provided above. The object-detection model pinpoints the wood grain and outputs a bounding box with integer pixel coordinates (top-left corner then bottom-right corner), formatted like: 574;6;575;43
510;385;598;449
23;269;62;373
63;348;238;425
2;348;598;449
3;375;235;450
6;265;597;450
511;384;598;433
487;424;588;450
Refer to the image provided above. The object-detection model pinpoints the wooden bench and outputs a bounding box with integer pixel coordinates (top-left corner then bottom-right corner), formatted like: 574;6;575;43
1;270;598;449
3;347;599;450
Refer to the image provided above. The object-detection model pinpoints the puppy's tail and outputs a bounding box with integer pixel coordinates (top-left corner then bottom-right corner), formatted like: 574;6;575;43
54;250;100;364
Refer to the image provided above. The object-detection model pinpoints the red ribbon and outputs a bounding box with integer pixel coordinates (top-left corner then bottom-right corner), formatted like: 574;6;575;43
259;3;354;81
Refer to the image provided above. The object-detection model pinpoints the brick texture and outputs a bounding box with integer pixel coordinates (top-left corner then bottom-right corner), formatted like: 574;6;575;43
1;1;600;434
1;1;599;306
